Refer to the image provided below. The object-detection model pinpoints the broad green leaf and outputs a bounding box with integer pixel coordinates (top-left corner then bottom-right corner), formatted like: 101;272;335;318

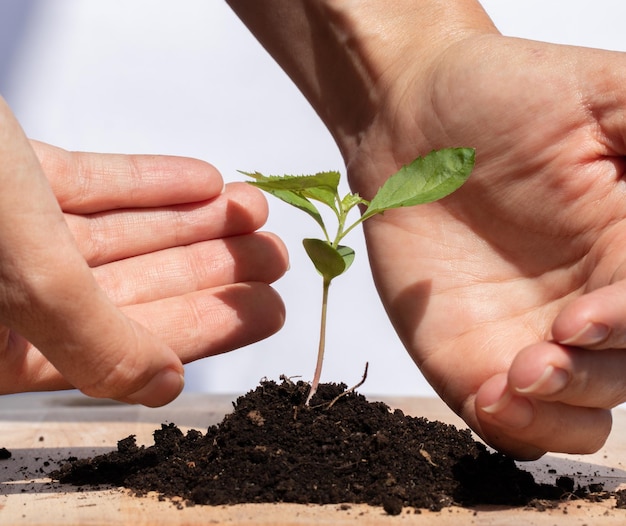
362;148;474;221
336;244;355;273
302;238;354;281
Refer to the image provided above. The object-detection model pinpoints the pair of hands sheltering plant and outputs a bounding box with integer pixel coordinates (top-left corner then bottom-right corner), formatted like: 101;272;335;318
244;147;475;405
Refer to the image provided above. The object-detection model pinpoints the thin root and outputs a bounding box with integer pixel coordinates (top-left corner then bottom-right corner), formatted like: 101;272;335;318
326;362;369;409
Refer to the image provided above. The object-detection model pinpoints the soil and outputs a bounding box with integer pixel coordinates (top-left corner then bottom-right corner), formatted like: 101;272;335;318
51;379;613;515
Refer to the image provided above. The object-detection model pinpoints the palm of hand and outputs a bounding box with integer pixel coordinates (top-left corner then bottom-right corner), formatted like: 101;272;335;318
350;35;626;458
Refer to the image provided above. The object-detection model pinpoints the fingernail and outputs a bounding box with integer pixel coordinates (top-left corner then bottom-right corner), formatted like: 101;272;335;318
481;391;534;429
558;322;610;346
125;368;185;407
515;365;569;396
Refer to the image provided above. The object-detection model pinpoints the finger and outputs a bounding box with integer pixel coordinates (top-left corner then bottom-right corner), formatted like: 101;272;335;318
475;373;612;459
121;282;286;363
0;319;185;404
30;140;224;213
0;281;287;394
7;270;186;406
506;341;626;409
0;100;183;406
552;280;626;349
66;182;270;266
94;232;288;307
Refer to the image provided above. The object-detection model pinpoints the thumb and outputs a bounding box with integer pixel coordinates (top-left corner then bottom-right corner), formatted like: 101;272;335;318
17;280;185;407
0;98;184;406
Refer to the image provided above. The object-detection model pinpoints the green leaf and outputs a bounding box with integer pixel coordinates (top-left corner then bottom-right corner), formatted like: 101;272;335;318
242;170;339;192
300;172;341;211
302;238;354;281
336;244;355;273
362;148;474;220
242;171;326;231
243;170;340;209
264;188;327;232
340;192;369;213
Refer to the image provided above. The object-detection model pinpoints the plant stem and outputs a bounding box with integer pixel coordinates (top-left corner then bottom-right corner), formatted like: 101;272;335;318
336;217;363;246
305;276;331;405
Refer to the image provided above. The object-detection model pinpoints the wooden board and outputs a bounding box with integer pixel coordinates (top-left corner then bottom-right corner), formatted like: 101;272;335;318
1;392;626;525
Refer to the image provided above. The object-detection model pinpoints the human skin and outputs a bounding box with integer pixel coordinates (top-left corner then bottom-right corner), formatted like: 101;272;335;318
228;0;626;458
0;97;288;406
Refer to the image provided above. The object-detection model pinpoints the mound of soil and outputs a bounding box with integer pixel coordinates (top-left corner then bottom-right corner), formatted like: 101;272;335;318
51;379;605;514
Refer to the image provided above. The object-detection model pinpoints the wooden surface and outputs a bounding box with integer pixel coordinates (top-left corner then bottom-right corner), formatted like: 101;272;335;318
1;391;626;525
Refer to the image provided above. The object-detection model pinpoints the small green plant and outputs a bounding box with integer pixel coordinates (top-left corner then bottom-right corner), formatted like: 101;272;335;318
243;147;475;404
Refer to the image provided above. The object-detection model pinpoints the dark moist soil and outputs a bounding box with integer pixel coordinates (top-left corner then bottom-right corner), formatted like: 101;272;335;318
51;379;612;514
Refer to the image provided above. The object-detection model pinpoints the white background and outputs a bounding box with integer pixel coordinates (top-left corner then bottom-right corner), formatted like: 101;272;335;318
1;1;625;397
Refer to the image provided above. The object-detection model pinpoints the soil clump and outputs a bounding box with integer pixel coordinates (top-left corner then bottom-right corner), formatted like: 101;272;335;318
52;379;607;514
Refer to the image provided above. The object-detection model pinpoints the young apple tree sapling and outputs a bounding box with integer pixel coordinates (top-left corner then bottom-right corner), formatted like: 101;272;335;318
243;147;475;404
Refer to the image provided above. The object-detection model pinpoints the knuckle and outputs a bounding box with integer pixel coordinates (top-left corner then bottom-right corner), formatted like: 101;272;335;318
75;345;144;401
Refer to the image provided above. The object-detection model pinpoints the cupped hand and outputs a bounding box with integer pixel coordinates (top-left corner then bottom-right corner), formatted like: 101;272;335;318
347;34;626;458
0;99;287;405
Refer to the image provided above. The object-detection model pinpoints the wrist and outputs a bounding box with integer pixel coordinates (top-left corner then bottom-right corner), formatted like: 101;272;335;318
228;0;499;191
321;1;498;159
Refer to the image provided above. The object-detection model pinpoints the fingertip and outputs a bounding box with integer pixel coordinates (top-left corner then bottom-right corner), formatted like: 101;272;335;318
506;342;572;398
185;157;224;197
551;286;626;348
477;374;534;430
123;367;185;407
226;181;270;225
555;321;610;347
475;375;546;459
550;295;595;343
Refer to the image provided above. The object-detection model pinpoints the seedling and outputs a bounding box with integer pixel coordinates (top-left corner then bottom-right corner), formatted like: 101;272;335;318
243;147;475;405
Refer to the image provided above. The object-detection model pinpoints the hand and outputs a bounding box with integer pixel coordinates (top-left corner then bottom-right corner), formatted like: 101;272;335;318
226;0;626;457
347;34;626;458
0;98;287;406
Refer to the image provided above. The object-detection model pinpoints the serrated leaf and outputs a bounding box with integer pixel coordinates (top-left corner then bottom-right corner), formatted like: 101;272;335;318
300;172;341;211
242;170;339;190
302;239;354;281
243;170;342;226
243;170;339;208
362;148;474;220
242;171;326;231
